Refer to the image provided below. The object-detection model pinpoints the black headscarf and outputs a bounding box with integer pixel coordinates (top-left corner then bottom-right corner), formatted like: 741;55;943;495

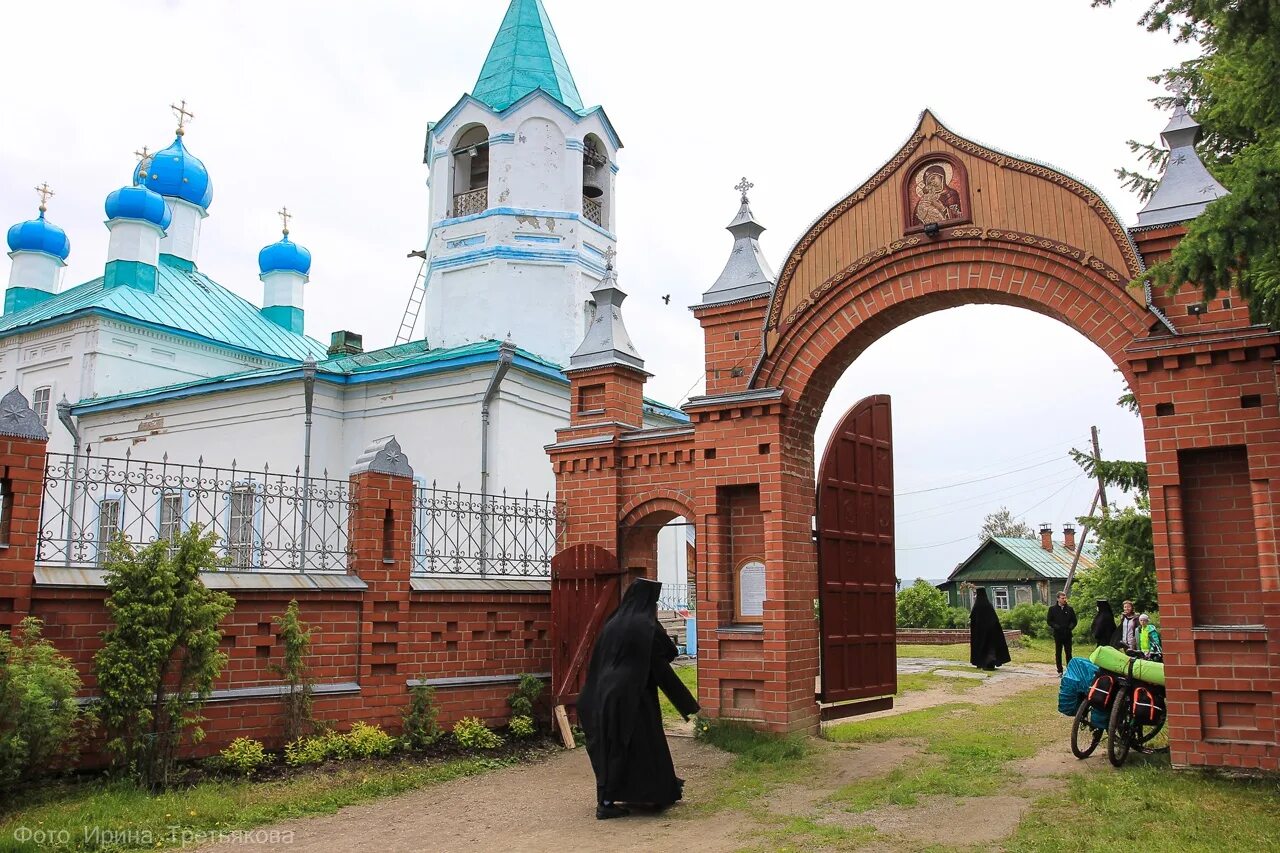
577;578;699;806
1089;599;1116;645
969;587;1011;669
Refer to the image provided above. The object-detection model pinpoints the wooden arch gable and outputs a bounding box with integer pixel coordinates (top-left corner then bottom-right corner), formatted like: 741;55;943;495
760;110;1150;361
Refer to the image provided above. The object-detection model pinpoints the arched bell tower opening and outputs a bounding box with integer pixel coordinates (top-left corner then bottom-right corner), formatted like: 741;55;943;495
450;124;490;217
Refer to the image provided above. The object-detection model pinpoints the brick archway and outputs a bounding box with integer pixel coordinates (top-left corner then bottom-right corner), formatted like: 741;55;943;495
552;110;1280;772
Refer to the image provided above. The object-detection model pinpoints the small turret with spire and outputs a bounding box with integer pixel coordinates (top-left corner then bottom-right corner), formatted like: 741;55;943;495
1136;95;1229;228
700;177;776;307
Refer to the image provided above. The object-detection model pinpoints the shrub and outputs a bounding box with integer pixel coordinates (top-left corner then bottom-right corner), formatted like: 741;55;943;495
285;731;343;766
272;600;314;743
508;715;535;739
217;737;267;776
999;602;1049;639
895;579;949;628
401;683;443;751
345;722;395;758
452;716;503;750
943;607;972;629
94;525;235;791
507;673;543;732
0;617;87;793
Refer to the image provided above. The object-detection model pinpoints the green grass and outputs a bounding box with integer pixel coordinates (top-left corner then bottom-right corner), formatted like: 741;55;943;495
897;638;1057;666
1007;761;1280;852
895;671;988;696
0;752;537;852
744;815;882;852
682;718;814;817
659;663;698;722
823;684;1061;812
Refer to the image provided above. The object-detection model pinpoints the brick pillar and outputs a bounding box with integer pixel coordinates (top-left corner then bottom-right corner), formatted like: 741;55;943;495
347;436;415;723
0;388;51;634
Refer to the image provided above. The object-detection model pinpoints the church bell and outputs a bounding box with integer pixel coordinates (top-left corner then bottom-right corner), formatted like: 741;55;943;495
582;162;605;199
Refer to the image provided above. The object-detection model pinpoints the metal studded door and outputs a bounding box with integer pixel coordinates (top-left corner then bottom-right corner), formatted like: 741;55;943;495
816;394;896;712
550;544;624;709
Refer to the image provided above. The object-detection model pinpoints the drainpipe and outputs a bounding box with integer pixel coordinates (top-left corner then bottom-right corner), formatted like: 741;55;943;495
56;396;79;567
479;341;516;575
299;357;317;563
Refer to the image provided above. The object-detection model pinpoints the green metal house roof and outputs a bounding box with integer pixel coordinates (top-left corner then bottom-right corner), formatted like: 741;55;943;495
945;536;1097;583
0;256;327;362
473;0;585;113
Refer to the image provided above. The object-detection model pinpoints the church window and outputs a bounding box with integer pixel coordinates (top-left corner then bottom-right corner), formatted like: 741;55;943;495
159;490;183;548
97;498;122;555
452;125;490;217
31;386;50;427
228;484;256;569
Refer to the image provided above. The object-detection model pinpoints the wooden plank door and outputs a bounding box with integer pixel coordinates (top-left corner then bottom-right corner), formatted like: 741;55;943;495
816;394;896;711
550;543;624;708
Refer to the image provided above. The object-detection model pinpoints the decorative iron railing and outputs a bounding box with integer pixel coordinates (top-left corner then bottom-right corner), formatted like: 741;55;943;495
658;582;692;612
412;482;563;577
37;451;353;572
582;195;603;226
452;188;487;218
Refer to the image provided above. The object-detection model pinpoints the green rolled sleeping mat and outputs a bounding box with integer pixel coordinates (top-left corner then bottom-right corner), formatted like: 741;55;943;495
1089;645;1165;686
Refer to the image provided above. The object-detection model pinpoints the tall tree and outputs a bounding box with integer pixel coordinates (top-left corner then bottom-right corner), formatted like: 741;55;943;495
1095;1;1280;323
981;506;1035;540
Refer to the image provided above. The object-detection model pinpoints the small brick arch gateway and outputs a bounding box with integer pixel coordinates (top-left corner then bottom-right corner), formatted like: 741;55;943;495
549;111;1280;772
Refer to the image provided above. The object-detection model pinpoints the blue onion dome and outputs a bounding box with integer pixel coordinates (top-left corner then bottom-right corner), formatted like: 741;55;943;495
105;184;172;229
258;231;312;276
135;135;213;209
7;208;70;260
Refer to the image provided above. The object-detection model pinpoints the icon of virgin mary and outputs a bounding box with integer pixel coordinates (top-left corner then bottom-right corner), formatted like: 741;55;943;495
911;162;964;227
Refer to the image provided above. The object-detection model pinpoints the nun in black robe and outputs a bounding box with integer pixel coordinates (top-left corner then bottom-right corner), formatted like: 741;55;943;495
969;587;1011;670
1089;599;1116;646
576;578;700;819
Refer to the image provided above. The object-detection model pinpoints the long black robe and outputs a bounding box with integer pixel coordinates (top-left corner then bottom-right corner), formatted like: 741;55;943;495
1089;599;1116;646
969;587;1011;669
577;578;700;806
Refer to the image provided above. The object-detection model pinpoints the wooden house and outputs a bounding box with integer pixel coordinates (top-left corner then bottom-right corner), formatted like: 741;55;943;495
936;524;1096;609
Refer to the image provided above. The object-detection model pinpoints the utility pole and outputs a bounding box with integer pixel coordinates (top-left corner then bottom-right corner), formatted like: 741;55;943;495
1064;426;1108;596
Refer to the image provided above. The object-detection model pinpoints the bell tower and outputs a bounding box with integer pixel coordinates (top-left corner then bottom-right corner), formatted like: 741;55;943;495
421;0;622;367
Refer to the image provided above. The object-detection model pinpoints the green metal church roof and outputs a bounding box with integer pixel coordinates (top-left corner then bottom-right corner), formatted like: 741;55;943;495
473;0;585;113
0;256;327;362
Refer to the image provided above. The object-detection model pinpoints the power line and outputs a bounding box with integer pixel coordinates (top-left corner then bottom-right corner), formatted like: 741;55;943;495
895;454;1077;496
896;473;1085;551
895;468;1081;524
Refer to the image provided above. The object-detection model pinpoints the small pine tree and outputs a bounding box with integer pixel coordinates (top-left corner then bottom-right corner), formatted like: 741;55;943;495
272;600;315;743
94;524;234;791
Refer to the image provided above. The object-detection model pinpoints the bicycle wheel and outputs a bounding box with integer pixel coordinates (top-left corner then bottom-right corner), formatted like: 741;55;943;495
1136;715;1165;745
1107;687;1133;767
1071;698;1102;759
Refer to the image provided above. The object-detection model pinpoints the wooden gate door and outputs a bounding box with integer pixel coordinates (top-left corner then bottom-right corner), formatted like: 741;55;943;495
550;543;625;709
816;394;896;717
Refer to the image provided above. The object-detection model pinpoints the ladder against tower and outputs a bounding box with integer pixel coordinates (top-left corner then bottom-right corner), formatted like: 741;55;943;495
395;257;428;346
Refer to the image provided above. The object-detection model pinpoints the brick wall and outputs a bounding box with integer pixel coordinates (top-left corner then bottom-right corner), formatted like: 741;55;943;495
1;437;551;767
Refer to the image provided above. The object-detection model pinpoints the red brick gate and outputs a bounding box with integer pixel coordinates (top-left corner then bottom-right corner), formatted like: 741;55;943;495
549;109;1280;772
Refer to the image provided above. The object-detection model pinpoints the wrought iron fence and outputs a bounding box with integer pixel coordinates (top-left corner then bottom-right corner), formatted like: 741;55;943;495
658;582;691;612
37;451;353;572
452;188;487;218
582;195;603;226
412;482;563;577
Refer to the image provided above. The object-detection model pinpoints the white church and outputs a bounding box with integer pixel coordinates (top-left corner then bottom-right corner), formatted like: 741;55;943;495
2;0;720;587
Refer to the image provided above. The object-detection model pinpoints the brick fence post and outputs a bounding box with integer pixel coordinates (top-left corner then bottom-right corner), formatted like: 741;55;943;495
347;436;415;727
0;387;50;634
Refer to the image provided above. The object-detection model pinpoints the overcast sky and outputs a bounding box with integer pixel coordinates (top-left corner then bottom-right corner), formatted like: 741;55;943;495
1;1;1194;579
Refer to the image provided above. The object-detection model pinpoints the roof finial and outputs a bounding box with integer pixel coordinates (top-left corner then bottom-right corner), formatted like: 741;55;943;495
734;176;754;204
134;145;152;181
170;99;194;136
603;244;616;272
278;206;292;237
34;182;54;213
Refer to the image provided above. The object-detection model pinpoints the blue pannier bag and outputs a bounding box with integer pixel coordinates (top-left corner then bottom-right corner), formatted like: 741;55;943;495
1058;657;1099;716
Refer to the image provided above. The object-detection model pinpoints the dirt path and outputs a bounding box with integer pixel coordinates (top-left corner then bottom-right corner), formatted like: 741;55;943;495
200;660;1064;852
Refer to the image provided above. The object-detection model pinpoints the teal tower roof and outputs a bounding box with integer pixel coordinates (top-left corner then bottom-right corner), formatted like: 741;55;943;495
472;0;585;113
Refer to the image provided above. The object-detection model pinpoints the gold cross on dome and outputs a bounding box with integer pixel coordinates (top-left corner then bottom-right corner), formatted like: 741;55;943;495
278;206;292;235
734;176;754;202
34;182;54;212
170;99;194;135
603;245;617;270
134;145;152;179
